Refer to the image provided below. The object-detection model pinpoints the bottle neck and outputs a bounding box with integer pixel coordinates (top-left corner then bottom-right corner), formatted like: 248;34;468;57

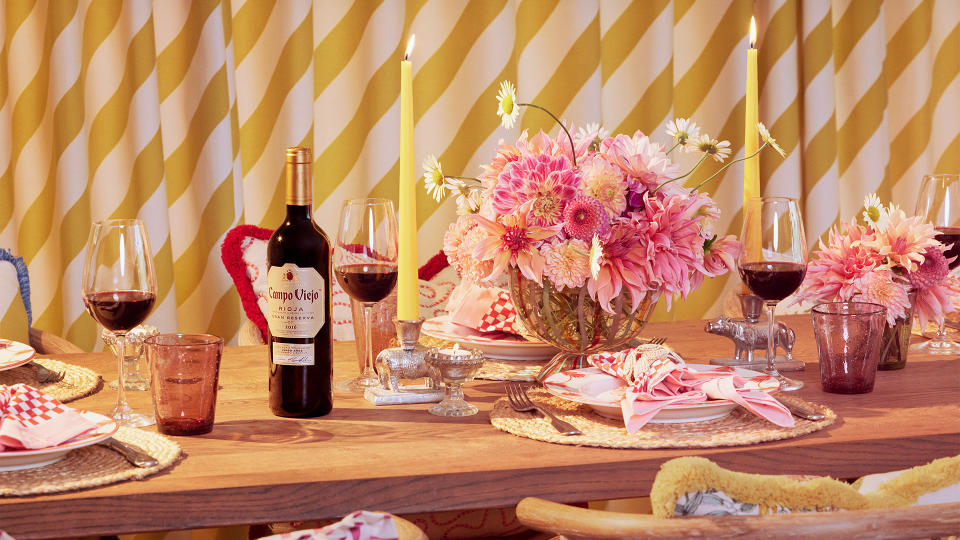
286;204;313;221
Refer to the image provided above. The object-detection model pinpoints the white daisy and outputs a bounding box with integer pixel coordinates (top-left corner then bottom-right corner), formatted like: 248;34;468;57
757;122;786;157
862;193;892;231
664;118;700;146
455;188;482;215
589;234;604;279
422;155;447;202
496;81;520;129
575;122;610;142
692;134;732;163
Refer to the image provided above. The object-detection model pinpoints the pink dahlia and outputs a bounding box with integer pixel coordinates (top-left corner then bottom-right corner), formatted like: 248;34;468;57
587;222;650;312
907;247;950;290
863;210;939;273
443;215;492;284
579;154;627;218
796;221;882;303
691;234;740;291
563;196;608;241
479;134;526;186
913;282;958;329
854;270;911;326
540;238;591;290
472;202;560;282
492;153;580;227
627;193;706;308
599;131;680;193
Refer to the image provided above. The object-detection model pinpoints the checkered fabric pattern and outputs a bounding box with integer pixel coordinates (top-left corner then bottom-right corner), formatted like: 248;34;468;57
476;291;520;334
0;383;97;450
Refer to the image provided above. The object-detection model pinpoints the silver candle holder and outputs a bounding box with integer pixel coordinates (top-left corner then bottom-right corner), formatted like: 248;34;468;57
364;318;443;405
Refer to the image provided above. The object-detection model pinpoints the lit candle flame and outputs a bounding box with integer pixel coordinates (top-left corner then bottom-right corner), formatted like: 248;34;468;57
404;34;416;61
749;16;757;48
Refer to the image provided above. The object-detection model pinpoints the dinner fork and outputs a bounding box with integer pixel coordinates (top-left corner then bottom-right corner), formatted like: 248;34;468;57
627;336;666;347
505;383;581;436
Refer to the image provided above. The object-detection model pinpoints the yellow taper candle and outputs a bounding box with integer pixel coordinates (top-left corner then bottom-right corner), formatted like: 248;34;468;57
744;16;760;209
397;35;419;321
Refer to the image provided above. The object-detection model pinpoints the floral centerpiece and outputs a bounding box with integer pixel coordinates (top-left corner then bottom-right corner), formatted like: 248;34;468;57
794;195;958;368
425;81;784;378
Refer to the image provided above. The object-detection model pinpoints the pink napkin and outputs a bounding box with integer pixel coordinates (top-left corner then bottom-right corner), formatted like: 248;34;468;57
447;283;521;335
588;346;794;432
257;510;399;540
0;383;99;451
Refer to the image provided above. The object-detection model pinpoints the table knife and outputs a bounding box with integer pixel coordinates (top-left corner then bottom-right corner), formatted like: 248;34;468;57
778;396;825;421
99;438;158;468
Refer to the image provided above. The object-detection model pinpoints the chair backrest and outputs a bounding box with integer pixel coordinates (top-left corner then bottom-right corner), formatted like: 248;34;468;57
515;497;960;540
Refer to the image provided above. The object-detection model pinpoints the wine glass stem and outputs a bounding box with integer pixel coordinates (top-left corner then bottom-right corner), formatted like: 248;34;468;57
765;302;781;378
115;333;128;413
361;303;376;378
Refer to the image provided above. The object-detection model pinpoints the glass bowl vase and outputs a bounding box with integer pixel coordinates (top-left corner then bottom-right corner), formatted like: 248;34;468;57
508;267;659;382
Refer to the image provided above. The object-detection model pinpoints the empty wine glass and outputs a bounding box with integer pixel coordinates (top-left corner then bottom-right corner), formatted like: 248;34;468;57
82;219;157;426
914;174;960;355
333;199;399;393
738;197;808;391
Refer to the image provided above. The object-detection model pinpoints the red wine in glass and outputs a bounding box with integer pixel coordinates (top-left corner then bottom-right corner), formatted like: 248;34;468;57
335;263;398;304
738;262;807;301
934;227;960;270
84;290;156;333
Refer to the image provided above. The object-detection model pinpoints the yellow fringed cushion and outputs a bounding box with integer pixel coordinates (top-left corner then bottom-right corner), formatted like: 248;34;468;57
650;455;960;518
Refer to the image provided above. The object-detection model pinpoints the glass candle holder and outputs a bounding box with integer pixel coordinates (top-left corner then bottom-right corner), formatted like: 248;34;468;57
425;346;484;417
102;324;158;391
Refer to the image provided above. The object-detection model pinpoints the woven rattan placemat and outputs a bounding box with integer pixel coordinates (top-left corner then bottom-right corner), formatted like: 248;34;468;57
0;426;182;496
490;387;837;449
0;358;102;403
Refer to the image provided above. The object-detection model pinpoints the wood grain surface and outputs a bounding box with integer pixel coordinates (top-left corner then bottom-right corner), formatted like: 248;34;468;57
1;316;958;538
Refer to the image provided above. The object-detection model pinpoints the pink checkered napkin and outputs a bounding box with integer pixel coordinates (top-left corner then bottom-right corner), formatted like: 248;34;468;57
587;346;794;433
447;284;522;335
0;383;99;451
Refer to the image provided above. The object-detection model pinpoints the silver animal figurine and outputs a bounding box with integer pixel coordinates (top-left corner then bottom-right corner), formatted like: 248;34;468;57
375;319;441;392
705;317;795;364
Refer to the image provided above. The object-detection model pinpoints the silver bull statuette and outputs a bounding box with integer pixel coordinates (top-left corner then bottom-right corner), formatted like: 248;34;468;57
705;316;796;365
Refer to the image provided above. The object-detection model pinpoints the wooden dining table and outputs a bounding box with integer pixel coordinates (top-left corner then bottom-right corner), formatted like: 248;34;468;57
1;315;958;539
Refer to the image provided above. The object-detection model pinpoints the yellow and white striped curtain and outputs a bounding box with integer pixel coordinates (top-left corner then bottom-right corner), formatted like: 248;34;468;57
1;0;957;348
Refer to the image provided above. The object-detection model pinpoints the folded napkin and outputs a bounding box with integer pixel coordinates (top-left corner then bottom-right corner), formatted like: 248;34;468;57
0;383;99;451
258;510;399;540
588;346;794;432
446;283;521;335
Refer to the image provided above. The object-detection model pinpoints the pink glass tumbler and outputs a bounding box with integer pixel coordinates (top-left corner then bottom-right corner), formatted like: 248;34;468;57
145;333;223;435
811;302;886;394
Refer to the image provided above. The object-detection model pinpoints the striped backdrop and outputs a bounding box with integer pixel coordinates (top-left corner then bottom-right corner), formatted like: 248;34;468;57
0;0;957;348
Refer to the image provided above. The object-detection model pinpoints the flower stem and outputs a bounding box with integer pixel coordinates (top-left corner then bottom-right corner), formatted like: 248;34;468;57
519;103;577;167
691;142;769;192
443;175;482;183
651;154;709;195
665;142;681;156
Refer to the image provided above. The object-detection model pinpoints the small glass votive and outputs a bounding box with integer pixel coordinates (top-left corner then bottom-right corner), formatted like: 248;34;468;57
145;334;223;435
811;302;886;394
425;346;484;417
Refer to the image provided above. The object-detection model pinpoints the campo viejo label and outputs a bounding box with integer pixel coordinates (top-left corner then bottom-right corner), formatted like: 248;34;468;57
266;263;326;339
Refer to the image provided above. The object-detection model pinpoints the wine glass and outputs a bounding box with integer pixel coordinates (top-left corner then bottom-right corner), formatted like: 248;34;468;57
333;199;399;393
738;197;808;391
914;173;960;355
82;219;158;426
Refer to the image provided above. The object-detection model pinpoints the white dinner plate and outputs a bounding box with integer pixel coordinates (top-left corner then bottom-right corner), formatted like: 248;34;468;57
421;315;557;361
0;411;119;471
0;339;35;371
543;365;779;424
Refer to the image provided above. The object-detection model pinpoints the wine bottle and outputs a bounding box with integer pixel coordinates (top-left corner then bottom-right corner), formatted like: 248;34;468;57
266;147;333;417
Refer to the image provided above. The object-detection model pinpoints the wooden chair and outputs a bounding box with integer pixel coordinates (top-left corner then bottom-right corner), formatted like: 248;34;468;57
516;497;960;540
28;327;84;354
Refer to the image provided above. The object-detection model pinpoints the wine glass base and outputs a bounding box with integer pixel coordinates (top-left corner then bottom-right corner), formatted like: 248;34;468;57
110;408;155;428
428;400;478;417
335;376;380;394
775;374;804;391
914;338;960;355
